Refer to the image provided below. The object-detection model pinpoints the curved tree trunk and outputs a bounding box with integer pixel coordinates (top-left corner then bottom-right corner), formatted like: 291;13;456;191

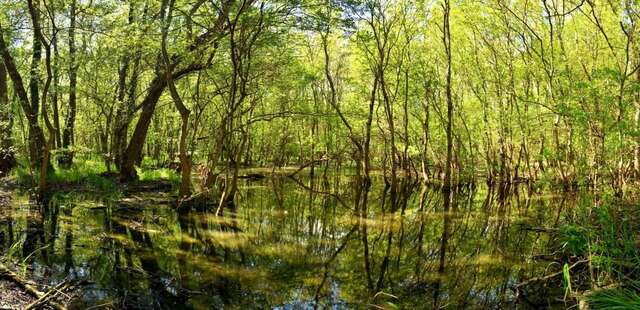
1;9;49;172
119;0;234;182
161;0;192;199
120;74;167;181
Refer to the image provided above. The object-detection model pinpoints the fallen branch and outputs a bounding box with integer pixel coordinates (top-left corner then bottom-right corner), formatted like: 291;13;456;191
287;146;348;178
25;280;71;310
287;156;329;178
516;223;560;233
525;227;559;233
531;253;562;261
0;263;67;310
514;259;589;289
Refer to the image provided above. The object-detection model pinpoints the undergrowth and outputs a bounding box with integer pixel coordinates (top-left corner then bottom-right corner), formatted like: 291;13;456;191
9;155;179;195
137;167;179;184
558;193;640;309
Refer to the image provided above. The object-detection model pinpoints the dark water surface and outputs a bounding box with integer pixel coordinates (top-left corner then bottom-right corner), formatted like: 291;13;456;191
0;176;574;309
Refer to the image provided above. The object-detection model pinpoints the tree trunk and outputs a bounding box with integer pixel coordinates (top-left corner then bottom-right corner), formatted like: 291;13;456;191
120;73;167;181
0;61;15;176
421;84;430;182
443;0;454;189
111;2;146;170
33;0;55;199
363;77;377;184
402;67;410;173
52;32;61;148
0;23;48;172
161;0;192;199
61;0;78;167
635;67;640;179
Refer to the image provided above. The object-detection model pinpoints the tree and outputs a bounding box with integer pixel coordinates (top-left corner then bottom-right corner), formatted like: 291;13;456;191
119;0;235;182
443;0;453;190
0;60;14;176
0;10;48;172
59;0;78;167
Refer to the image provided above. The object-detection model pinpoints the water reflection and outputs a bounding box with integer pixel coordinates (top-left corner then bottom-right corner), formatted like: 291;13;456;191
0;176;573;309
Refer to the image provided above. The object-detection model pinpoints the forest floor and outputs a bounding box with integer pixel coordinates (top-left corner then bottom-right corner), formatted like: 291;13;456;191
0;280;34;309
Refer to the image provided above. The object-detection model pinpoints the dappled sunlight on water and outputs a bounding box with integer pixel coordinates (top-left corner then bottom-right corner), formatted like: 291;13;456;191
0;176;576;309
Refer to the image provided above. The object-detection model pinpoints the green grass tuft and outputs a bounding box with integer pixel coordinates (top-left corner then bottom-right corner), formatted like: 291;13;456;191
587;289;640;310
137;167;179;184
560;224;589;256
10;155;118;194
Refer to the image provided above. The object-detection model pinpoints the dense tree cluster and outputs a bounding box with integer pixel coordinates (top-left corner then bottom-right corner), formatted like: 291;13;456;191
1;0;640;200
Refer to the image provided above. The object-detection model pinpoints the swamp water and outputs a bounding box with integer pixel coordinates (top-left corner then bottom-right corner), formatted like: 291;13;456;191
0;176;575;309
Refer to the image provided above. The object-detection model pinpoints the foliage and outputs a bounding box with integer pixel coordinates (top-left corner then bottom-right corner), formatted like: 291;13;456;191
559;195;640;303
587;289;640;310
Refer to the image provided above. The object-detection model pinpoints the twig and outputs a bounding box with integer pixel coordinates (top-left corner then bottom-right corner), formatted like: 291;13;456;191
84;302;115;310
524;227;559;233
514;259;589;289
516;223;560;233
25;280;71;310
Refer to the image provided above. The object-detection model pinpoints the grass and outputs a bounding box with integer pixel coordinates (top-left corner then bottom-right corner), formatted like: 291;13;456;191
587;289;640;310
137;167;179;184
14;154;118;193
9;155;179;195
48;156;117;192
557;193;640;308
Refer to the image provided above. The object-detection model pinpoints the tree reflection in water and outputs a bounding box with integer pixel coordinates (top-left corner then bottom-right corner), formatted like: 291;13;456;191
0;176;571;308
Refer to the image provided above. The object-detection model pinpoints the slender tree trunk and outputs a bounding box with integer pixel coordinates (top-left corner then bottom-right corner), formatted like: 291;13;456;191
112;55;129;169
61;0;78;166
380;71;397;185
420;85;430;182
28;1;45;170
162;0;192;199
443;0;454;189
363;77;377;185
402;67;410;173
0;61;15;176
52;32;61;148
635;68;640;179
26;0;54;198
0;26;47;170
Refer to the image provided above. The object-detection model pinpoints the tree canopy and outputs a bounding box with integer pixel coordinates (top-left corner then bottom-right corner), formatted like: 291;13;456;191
1;0;640;197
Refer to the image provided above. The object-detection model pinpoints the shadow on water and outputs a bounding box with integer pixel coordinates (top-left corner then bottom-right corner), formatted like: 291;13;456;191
0;175;576;309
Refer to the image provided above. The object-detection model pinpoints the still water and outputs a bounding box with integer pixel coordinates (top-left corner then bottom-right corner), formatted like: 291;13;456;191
0;176;573;309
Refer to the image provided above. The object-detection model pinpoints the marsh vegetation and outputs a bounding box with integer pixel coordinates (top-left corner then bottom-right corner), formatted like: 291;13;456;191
1;0;640;308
